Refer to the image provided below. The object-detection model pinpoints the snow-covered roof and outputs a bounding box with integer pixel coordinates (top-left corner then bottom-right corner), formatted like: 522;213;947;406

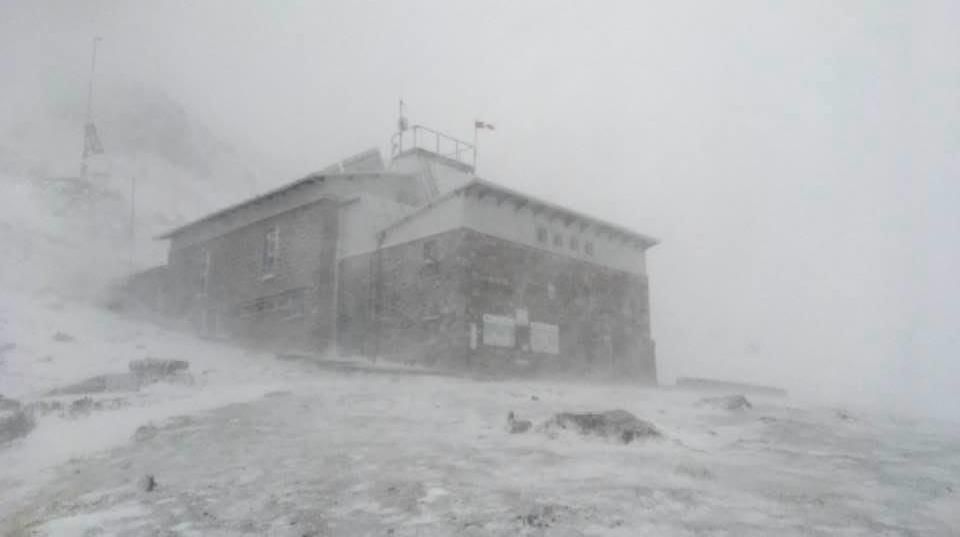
156;171;410;240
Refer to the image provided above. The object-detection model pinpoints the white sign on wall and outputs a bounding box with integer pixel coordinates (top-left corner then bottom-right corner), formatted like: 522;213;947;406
530;322;559;355
482;314;516;348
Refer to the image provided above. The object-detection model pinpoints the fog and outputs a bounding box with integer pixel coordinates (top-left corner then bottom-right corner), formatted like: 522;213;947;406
2;0;958;420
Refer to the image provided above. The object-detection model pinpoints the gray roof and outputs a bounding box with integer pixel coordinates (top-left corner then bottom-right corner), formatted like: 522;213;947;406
156;171;408;239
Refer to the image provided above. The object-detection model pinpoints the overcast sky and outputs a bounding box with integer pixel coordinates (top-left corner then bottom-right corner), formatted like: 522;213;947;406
2;1;958;418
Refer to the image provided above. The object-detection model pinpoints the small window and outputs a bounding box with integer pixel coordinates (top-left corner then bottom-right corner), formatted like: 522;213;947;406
199;249;211;294
536;226;548;244
552;233;563;247
422;239;440;276
262;226;279;277
423;239;438;264
584;241;594;256
569;236;579;252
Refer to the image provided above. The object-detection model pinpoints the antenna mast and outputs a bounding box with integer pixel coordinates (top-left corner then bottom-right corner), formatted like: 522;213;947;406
81;37;103;179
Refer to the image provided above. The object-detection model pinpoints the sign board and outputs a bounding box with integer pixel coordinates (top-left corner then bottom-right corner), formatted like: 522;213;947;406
530;322;559;355
482;314;515;348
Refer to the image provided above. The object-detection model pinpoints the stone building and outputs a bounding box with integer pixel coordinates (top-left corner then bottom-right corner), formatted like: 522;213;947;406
155;127;659;380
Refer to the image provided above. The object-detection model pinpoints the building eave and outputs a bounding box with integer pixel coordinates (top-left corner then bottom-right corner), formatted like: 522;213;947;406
381;177;660;249
155;171;411;240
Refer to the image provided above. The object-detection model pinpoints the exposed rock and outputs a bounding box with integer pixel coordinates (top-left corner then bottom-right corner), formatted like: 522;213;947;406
52;331;75;342
133;424;158;442
140;474;157;492
129;358;189;380
542;409;661;443
675;464;715;480
0;395;21;411
506;411;532;434
515;504;574;529
697;394;753;411
68;396;95;417
48;373;141;395
26;399;64;416
835;409;856;422
0;408;35;444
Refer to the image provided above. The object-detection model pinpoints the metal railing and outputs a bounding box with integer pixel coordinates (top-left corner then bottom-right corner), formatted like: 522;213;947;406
390;125;476;168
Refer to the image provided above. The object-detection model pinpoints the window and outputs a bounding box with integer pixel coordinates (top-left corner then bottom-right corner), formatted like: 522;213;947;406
262;226;279;277
569;236;579;252
199;249;211;295
422;239;439;275
423;239;438;264
536;226;548;244
552;233;563;247
584;241;594;256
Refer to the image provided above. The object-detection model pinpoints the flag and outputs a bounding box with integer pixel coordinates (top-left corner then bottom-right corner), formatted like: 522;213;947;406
83;122;104;157
474;120;495;131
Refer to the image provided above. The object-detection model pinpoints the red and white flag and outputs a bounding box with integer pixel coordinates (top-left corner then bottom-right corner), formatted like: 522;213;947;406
474;120;495;131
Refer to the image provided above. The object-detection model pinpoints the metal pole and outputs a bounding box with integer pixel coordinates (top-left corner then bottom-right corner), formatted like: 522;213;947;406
85;37;101;123
472;124;478;173
129;175;136;267
81;36;101;180
397;99;403;153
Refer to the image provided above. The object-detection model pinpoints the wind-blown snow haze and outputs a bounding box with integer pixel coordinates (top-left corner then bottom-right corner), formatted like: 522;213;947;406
1;2;959;535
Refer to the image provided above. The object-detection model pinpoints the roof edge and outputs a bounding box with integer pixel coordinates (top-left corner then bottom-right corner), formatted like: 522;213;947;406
155;170;411;240
381;178;659;248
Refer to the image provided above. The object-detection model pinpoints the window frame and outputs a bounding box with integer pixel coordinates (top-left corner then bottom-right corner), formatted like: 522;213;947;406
262;225;279;279
199;248;212;295
536;226;548;244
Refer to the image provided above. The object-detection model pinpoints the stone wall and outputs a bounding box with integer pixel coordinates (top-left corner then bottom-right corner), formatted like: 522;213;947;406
460;229;656;381
166;198;339;350
338;228;656;381
338;230;468;367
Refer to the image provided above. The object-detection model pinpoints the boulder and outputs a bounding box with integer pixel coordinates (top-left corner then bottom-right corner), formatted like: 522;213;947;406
52;331;75;342
140;474;157;492
697;394;753;411
129;358;189;379
506;411;532;434
133;424;158;442
0;395;21;411
543;409;661;443
0;408;35;444
48;373;140;395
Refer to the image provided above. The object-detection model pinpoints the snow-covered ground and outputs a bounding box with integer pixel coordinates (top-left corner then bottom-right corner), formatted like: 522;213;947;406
1;293;959;536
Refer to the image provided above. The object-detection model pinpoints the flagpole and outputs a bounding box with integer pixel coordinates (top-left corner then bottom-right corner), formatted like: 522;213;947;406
472;122;479;173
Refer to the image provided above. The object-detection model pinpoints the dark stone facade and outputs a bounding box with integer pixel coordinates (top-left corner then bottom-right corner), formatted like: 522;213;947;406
158;199;656;381
338;228;656;381
165;198;339;350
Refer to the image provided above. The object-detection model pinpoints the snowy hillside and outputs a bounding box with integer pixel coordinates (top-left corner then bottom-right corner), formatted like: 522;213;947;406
1;290;958;535
1;83;284;268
